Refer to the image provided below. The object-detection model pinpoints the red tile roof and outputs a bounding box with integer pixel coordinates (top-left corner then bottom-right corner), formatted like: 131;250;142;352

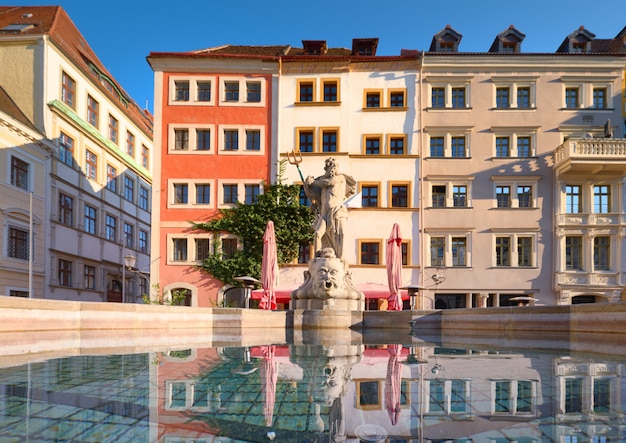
0;6;153;136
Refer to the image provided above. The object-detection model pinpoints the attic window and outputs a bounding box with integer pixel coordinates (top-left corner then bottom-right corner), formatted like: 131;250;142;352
572;41;587;53
302;40;327;55
439;41;455;52
502;42;517;53
1;23;35;32
352;38;378;56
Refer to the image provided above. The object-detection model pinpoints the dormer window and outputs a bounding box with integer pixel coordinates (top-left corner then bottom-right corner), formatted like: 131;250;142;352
429;25;462;53
572;42;587;53
352;38;378;56
302;40;327;55
489;26;525;53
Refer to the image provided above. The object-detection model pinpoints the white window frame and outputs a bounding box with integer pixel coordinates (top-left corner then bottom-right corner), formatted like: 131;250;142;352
491;229;538;268
217;179;264;208
491;176;541;209
424;127;473;158
425;230;473;268
167;179;216;209
426;76;473;110
490;77;537;109
167;124;216;154
560;76;615;109
168;75;217;106
490;379;537;416
426;176;474;208
424;379;471;415
490;127;539;158
219;76;266;107
218;125;265;155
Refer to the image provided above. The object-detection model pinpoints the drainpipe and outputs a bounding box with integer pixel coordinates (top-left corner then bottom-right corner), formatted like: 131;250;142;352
418;50;425;309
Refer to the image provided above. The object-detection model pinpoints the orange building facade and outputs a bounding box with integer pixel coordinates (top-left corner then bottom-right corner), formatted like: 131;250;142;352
148;52;279;306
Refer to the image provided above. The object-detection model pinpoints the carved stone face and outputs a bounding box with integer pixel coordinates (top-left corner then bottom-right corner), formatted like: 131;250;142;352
310;257;346;299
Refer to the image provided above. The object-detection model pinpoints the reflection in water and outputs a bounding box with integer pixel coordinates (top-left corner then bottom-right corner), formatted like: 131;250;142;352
1;340;626;442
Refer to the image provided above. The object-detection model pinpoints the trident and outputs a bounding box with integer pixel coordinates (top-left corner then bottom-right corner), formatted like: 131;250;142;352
287;150;305;182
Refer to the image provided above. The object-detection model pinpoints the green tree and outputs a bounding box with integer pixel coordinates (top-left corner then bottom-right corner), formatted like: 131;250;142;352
192;167;314;286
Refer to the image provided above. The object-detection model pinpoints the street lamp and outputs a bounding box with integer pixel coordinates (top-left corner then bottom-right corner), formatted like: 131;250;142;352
400;284;424;311
233;276;261;309
124;252;150;302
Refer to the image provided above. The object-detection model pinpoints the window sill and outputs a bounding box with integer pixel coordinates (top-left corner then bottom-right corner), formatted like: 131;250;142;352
490;107;537;111
295;101;341;106
427;206;473;209
425;156;472;160
426;106;472;111
361;106;408;112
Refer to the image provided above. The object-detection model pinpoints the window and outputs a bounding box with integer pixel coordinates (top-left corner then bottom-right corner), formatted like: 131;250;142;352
196;129;211;151
298;244;313;264
565;185;581;213
451;136;466;158
593;236;610;271
366;91;380;108
174;129;189;150
322;129;337;152
517;87;530;108
106;165;117;192
224;130;238;151
196;184;211;204
360;241;380;265
389;90;405;107
59;132;74;167
246;130;261;151
323;80;338;102
593;378;611;414
105;215;116;241
8;226;28;260
565;87;579;108
452;186;467;207
361;185;379;207
224;81;239;101
197;81;211;101
496;186;511;208
496;236;511;266
389;136;405;155
108;115;118;144
141;145;149;169
124;223;133;248
61;71;75;108
593;185;610;213
223;184;238;204
298;81;314;102
495;137;510;157
139;230;148;253
244;184;260;204
430;237;445;266
517;137;531;158
85;150;97;180
431;87;445;108
172;238;188;261
452;237;466;266
391;184;408;208
58;259;72;287
364;137;380;155
84;265;96;289
59;193;73;226
430;137;444;157
123;176;134;202
10;156;29;190
246;81;261;103
83;205;96;235
451;87;466;108
593;87;607;109
565;236;582;270
496;87;510;108
518;237;532;266
356;380;381;410
565;378;583;413
298;130;314;153
222;238;238;259
126;131;135;157
174;184;188;204
517;186;532;208
432;185;446;207
196;238;210;261
175;80;190;101
87;95;99;127
139;186;149;210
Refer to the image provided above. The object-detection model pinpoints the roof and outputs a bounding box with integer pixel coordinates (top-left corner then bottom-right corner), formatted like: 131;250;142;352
0;6;153;136
0;85;37;131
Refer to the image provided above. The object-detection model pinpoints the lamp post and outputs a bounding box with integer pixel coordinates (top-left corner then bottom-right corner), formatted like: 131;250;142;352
233;276;261;309
400;284;424;311
124;252;150;303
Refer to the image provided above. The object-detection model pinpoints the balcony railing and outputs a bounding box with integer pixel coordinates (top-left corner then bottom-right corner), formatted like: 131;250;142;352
554;138;626;174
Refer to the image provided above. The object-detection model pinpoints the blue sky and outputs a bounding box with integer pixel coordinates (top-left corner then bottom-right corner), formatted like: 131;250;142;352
9;1;626;113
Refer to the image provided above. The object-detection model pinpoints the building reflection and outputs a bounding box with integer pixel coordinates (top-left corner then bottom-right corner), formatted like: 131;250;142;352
1;344;626;441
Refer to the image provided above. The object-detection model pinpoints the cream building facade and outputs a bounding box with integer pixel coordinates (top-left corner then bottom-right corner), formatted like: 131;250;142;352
0;6;153;302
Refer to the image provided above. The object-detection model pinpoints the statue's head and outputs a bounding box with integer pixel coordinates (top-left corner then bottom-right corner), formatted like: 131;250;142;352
324;157;337;177
310;248;346;299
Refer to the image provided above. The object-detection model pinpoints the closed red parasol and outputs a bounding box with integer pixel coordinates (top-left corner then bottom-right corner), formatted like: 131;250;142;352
386;223;403;311
259;221;278;310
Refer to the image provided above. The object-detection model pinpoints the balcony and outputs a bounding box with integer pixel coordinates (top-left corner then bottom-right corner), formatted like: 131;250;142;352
553;138;626;176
